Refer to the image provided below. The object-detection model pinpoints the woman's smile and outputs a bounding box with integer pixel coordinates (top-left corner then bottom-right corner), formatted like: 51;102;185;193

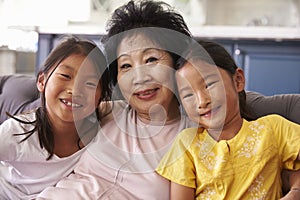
134;88;159;100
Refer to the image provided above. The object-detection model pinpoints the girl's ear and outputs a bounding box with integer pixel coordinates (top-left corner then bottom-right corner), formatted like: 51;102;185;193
37;73;46;92
234;68;245;92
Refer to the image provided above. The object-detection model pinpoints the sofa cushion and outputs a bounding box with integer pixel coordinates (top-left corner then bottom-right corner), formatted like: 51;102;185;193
0;75;40;124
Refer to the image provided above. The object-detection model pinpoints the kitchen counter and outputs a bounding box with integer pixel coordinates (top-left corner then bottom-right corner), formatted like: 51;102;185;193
190;26;300;41
37;25;300;41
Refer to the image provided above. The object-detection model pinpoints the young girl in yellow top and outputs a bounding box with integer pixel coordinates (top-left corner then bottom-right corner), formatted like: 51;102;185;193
156;40;300;199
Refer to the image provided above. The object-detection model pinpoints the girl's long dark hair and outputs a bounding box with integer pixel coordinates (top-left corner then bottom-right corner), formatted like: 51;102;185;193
7;35;111;160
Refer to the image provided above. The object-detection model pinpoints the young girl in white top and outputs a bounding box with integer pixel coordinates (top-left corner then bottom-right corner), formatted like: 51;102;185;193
156;40;300;199
0;36;111;199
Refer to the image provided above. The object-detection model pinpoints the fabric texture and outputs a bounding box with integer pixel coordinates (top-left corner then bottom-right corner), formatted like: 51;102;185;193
156;114;300;199
0;111;87;200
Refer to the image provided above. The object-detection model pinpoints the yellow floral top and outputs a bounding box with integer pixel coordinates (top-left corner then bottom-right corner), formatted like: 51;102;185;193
156;114;300;199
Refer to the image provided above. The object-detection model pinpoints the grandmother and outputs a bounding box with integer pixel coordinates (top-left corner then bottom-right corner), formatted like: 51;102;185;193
37;1;196;199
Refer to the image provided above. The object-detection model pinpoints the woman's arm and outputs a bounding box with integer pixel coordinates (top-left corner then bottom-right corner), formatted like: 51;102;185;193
246;91;300;124
170;182;194;200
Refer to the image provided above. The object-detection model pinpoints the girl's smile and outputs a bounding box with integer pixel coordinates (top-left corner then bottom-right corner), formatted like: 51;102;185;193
60;98;83;109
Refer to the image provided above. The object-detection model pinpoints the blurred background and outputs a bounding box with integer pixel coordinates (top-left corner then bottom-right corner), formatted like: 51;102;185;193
1;0;300;95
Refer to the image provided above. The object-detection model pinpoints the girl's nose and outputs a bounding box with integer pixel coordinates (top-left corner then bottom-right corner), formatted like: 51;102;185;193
67;81;83;97
66;89;72;95
197;90;211;109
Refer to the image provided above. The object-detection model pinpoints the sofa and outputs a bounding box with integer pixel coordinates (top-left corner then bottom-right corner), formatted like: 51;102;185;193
0;75;40;124
1;74;300;125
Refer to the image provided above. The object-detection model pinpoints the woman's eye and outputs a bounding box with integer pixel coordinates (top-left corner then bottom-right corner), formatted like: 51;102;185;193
146;57;158;63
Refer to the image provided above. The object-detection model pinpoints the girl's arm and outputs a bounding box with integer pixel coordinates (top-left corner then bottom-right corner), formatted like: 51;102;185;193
280;170;300;200
280;151;300;200
170;182;194;200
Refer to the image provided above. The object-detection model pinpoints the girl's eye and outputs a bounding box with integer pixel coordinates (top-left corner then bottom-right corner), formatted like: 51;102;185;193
146;57;158;63
206;81;218;88
60;73;71;79
182;93;194;99
86;81;98;88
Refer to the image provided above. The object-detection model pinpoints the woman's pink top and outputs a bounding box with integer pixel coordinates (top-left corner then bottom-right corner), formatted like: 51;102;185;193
38;101;196;199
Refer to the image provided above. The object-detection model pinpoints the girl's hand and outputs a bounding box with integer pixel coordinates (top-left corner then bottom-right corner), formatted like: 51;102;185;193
280;189;300;200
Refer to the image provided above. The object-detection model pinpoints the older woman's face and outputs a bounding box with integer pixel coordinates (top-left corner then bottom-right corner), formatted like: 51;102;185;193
116;34;177;120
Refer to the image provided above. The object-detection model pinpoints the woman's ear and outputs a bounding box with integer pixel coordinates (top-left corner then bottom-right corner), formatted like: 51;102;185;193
234;68;245;92
37;73;46;92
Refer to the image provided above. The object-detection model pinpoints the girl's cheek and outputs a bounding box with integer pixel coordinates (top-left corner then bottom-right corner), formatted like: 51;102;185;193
183;99;196;113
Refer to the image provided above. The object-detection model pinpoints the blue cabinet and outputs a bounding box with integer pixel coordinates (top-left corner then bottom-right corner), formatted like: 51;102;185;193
214;40;300;95
36;33;101;74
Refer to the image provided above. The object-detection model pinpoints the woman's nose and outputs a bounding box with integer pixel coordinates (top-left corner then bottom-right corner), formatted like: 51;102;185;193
132;65;152;84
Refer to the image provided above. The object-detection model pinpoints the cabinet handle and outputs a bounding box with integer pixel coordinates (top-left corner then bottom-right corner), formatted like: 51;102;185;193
234;48;241;55
233;48;244;69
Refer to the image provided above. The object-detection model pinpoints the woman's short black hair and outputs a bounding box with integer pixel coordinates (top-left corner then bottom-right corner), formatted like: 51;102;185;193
102;0;192;87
